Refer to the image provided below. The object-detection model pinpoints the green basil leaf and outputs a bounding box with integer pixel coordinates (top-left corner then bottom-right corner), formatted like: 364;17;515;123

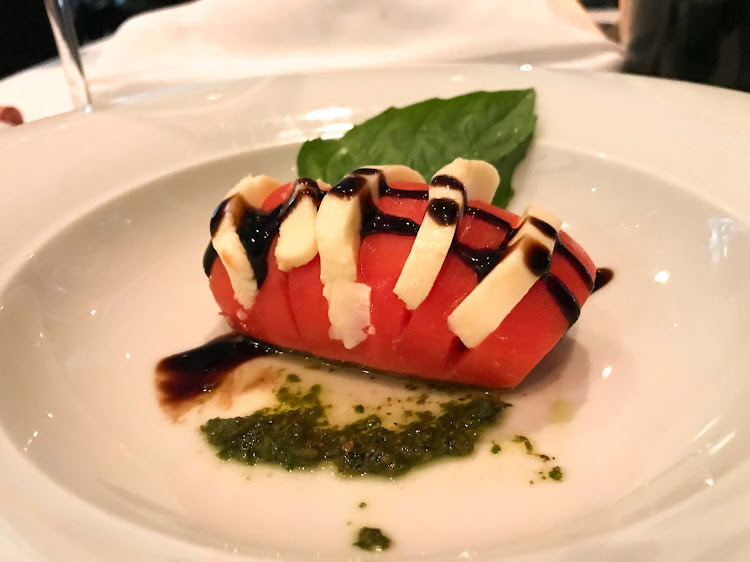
297;89;536;208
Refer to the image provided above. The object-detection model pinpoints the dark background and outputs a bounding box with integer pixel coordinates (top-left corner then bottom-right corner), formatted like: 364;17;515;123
1;1;620;80
0;0;189;79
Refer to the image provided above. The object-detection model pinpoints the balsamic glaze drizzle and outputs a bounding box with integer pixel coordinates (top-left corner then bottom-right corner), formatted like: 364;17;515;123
427;198;461;226
593;268;614;292
205;170;605;327
556;241;596;291
542;274;581;326
202;241;218;276
361;208;420;237
463;206;511;230
157;334;277;406
380;186;429;200
235;205;284;287
209;198;230;236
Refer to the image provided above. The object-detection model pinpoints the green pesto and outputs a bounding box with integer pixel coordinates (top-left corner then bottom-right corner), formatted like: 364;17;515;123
512;435;534;453
201;385;510;477
354;404;365;414
354;527;391;551
490;443;501;455
286;374;301;383
358;502;367;509
549;466;563;481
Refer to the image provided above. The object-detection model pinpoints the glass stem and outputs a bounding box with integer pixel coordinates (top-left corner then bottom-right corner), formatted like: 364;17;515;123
43;0;92;111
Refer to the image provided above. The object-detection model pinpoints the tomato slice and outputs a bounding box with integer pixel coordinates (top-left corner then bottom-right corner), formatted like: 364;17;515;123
207;179;599;388
209;238;303;350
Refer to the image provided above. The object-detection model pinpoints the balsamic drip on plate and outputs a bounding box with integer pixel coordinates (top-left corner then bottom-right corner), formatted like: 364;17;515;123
156;333;277;407
593;268;614;292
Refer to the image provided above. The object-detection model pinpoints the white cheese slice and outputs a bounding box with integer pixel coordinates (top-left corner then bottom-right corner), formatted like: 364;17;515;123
275;181;322;272
227;174;282;206
316;193;364;289
212;195;258;309
393;182;465;310
434;158;499;203
316;171;382;346
326;279;373;349
366;164;425;184
509;205;562;244
212;174;283;309
447;207;562;348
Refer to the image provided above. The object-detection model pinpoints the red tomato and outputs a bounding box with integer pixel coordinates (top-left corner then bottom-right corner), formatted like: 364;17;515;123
207;180;597;388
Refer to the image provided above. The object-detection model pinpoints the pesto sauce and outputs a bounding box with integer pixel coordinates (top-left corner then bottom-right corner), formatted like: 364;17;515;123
201;383;510;477
354;527;391;551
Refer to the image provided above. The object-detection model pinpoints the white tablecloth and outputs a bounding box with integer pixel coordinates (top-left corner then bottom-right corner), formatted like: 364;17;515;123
0;0;622;123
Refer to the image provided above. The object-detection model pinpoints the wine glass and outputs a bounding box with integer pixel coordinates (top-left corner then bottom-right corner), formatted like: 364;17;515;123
43;0;91;110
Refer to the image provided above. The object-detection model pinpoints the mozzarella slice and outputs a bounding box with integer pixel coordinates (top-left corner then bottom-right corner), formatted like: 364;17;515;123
447;207;562;348
366;164;425;184
316;171;382;346
326;278;373;349
212;195;258;309
433;158;499;203
212;174;283;309
275;181;323;272
227;174;282;206
393;181;465;310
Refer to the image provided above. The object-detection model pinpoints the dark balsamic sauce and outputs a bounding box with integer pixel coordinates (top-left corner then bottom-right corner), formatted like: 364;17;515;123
529;217;557;240
330;175;366;197
452;244;504;281
593;268;614;292
361;208;420;237
236;205;284;287
202;241;218;276
285;178;324;212
431;174;465;191
203;169;597;329
524;242;552;276
542;274;581;326
431;174;468;207
209;198;230;236
463;206;511;230
156;333;277;407
380;186;429;200
556;241;595;291
427;198;460;226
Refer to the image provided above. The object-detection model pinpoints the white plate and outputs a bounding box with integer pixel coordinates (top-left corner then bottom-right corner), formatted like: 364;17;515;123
1;66;749;561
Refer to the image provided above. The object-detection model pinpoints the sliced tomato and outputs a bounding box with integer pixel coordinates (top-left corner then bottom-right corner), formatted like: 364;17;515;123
207;179;599;388
209;238;303;350
451;280;569;387
395;253;477;380
354;184;427;372
457;200;516;249
261;182;294;211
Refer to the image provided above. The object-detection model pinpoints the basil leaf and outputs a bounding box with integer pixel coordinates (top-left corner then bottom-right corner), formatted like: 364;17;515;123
297;89;536;208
